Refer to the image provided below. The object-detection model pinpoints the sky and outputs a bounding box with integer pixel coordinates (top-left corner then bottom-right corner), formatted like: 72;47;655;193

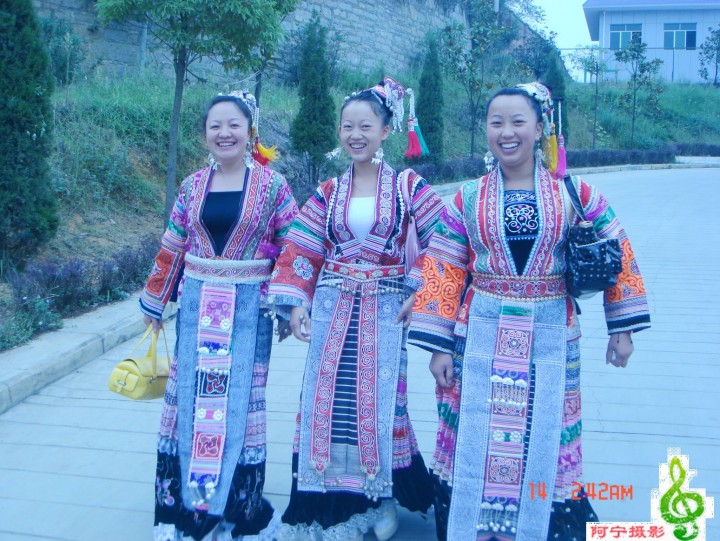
539;0;594;51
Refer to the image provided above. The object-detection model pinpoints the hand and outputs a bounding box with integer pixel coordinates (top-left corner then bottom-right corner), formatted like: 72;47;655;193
606;332;633;367
430;351;455;388
143;314;163;333
396;292;416;328
277;319;292;343
289;306;311;343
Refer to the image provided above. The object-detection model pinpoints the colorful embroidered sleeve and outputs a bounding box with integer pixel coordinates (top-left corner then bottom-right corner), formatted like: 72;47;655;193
139;176;191;319
266;172;299;258
576;177;651;334
409;190;471;353
405;171;446;291
267;182;330;309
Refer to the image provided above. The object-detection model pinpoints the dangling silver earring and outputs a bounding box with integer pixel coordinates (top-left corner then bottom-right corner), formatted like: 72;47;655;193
207;153;218;171
535;141;545;166
325;147;343;161
484;150;497;172
244;141;255;169
372;147;384;165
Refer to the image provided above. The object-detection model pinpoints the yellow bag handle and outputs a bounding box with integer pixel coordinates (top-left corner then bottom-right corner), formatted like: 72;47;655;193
131;324;170;377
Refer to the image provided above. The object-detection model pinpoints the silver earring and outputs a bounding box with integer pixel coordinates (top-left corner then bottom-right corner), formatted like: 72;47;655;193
325;147;343;161
535;142;545;165
244;142;255;169
372;147;384;165
484;150;497;172
207;153;217;171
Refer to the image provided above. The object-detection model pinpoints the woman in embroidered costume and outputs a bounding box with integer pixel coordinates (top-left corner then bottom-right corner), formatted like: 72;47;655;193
267;77;444;540
408;82;651;541
140;92;298;541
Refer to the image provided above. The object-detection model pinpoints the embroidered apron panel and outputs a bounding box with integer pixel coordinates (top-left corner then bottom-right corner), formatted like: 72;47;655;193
296;284;403;498
448;296;566;541
175;277;261;515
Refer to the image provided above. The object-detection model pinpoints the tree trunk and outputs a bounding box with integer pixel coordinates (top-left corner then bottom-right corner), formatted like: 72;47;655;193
631;81;637;147
592;75;599;149
254;55;268;107
165;46;187;225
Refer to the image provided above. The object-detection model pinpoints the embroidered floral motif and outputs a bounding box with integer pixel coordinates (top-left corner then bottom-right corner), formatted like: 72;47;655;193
499;329;530;358
156;477;175;507
293;256;313;280
488;456;521;484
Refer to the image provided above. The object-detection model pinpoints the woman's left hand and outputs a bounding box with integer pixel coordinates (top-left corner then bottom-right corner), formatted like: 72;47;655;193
606;332;634;367
396;293;416;328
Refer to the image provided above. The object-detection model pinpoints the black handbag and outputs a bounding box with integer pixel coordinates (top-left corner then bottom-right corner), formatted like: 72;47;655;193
563;174;623;298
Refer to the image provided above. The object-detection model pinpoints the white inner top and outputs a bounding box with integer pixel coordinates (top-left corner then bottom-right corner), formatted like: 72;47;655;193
347;196;376;241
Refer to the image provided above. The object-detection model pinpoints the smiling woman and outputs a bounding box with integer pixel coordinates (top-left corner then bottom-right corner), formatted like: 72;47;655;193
410;81;651;541
267;77;446;540
139;92;299;541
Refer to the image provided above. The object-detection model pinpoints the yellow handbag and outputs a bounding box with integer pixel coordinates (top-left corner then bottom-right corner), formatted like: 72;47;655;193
108;325;170;400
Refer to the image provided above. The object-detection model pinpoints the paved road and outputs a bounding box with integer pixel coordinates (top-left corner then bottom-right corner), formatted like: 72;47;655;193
1;168;718;540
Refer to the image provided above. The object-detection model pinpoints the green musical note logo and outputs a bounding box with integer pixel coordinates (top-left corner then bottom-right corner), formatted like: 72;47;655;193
660;456;705;541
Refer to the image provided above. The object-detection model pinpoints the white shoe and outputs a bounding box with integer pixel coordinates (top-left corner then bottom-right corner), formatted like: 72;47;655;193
373;503;399;541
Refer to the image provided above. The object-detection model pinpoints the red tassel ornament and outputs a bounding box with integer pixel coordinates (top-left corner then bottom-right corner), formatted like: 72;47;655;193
405;118;422;158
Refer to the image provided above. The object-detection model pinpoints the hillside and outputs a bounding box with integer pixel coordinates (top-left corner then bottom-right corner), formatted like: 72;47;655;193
2;74;720;351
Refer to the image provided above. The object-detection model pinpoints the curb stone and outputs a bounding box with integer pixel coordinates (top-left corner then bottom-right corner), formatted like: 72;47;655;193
0;293;176;414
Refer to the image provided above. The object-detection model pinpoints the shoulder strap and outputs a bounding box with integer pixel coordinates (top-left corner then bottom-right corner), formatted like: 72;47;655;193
562;174;586;221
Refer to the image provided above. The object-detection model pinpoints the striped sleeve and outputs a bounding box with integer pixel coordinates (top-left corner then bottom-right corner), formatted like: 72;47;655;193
409;190;470;353
139;175;191;319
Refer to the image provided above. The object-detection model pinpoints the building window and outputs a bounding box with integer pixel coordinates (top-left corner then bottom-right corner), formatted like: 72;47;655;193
664;23;697;50
610;24;642;50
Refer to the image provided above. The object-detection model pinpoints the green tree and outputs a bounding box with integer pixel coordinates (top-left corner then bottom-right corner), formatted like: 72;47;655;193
41;17;86;86
441;0;515;157
96;0;298;223
513;30;556;79
615;40;663;147
543;55;569;145
290;12;336;188
699;24;720;86
571;45;609;149
0;0;58;266
416;36;445;164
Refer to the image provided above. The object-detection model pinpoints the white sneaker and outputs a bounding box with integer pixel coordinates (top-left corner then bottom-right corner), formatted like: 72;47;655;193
373;503;399;541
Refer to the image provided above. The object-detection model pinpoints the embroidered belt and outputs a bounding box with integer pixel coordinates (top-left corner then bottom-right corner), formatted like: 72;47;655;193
471;273;566;301
323;260;405;282
184;254;273;284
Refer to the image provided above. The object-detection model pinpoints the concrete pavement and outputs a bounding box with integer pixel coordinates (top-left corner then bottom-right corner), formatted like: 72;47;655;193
0;167;718;540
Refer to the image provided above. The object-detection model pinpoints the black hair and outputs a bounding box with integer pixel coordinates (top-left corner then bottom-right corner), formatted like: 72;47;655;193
200;95;253;133
485;87;543;124
340;85;393;126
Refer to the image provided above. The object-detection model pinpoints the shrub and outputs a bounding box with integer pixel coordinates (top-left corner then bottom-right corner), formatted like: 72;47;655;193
0;0;59;266
40;16;86;85
567;148;674;168
0;238;159;351
290;12;337;187
416;36;445;164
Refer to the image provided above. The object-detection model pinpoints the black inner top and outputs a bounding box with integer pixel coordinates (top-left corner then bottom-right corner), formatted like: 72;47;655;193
202;190;244;255
503;190;539;275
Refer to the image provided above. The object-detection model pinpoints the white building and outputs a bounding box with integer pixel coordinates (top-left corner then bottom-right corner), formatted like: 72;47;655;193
583;0;720;82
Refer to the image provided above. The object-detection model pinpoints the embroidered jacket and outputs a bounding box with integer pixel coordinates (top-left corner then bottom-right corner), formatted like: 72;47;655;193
140;164;298;319
411;167;651;353
268;162;445;307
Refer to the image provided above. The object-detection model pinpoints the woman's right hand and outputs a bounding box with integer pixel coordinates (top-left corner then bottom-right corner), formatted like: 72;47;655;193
143;314;163;333
430;351;454;388
289;306;311;343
